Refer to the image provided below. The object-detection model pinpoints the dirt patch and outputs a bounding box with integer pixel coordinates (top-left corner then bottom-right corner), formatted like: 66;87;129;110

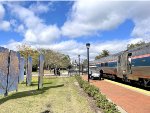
41;103;53;113
41;110;52;113
74;82;102;113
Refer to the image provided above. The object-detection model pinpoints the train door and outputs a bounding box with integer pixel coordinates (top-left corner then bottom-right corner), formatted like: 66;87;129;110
127;53;132;74
117;55;122;78
117;52;132;79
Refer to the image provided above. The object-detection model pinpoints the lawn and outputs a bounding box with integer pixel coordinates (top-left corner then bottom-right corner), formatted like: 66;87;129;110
0;76;94;113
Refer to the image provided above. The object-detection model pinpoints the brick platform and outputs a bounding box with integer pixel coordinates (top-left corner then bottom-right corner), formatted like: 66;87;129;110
82;76;150;113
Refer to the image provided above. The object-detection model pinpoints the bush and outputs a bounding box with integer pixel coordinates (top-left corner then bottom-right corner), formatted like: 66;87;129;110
75;75;120;113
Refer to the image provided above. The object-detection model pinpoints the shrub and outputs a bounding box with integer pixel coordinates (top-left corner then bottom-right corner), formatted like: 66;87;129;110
90;85;99;97
75;75;120;113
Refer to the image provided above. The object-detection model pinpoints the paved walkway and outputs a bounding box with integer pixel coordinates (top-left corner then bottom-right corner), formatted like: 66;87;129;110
82;75;150;113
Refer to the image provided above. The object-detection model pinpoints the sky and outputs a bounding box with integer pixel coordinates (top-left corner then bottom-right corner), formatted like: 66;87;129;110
0;0;150;61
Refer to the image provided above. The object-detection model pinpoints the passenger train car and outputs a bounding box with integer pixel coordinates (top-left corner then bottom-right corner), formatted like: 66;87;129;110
93;43;150;87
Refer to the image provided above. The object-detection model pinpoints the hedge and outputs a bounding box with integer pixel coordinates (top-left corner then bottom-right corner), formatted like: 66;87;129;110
75;75;120;113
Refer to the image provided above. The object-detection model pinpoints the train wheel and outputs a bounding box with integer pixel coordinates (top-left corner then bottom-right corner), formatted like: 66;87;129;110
122;75;130;83
138;78;150;87
112;75;116;80
143;79;150;87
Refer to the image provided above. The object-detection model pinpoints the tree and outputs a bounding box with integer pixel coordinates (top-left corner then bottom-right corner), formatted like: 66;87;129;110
61;55;71;69
17;44;39;71
95;50;109;60
38;48;71;69
17;44;71;70
82;59;88;66
127;41;145;50
101;50;109;57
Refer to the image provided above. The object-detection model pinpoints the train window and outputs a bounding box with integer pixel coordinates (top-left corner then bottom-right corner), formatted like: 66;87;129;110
118;56;121;66
128;53;132;56
96;64;101;67
108;62;117;67
102;63;105;67
105;63;108;67
99;64;101;67
101;63;105;67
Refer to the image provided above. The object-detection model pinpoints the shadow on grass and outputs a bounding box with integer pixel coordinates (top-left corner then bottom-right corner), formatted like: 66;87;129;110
30;82;53;86
20;81;53;86
0;84;64;105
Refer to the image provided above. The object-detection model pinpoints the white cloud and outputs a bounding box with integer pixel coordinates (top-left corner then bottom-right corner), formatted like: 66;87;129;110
16;24;25;33
61;0;150;42
0;3;10;31
0;20;10;31
17;39;128;60
131;17;150;42
61;0;127;38
2;37;146;61
24;25;60;44
10;4;43;29
0;3;5;19
2;1;150;61
29;2;52;14
8;3;60;44
2;39;22;51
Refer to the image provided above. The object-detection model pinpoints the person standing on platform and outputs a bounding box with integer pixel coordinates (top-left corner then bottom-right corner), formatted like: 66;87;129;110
99;69;103;80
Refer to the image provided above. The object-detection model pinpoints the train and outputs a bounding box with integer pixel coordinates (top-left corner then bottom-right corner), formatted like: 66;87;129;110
91;43;150;87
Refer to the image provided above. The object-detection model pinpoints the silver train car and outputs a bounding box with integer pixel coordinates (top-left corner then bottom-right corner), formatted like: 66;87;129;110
94;43;150;87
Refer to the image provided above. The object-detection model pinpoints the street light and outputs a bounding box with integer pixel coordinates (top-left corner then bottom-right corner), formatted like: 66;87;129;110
86;43;90;82
78;55;80;76
82;63;83;75
75;60;77;74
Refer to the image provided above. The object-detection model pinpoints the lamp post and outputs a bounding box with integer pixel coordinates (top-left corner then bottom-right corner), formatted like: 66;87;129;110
75;60;77;74
86;43;90;82
82;64;83;75
78;55;80;76
81;59;83;75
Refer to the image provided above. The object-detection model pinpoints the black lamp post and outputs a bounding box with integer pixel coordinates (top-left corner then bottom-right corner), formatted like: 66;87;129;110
75;60;77;74
82;64;83;75
78;55;80;76
86;43;90;82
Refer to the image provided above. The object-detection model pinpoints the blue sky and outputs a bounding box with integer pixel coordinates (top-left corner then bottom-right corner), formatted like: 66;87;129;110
0;1;150;60
0;1;73;43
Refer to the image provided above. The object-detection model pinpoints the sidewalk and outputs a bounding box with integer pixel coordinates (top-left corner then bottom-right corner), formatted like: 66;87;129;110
82;75;150;113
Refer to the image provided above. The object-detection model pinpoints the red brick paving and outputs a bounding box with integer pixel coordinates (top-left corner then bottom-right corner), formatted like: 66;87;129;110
82;75;150;113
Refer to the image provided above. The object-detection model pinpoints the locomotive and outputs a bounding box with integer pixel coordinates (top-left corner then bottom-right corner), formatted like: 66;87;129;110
93;43;150;87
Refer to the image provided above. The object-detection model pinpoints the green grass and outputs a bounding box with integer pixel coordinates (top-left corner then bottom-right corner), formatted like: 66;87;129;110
0;76;94;113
